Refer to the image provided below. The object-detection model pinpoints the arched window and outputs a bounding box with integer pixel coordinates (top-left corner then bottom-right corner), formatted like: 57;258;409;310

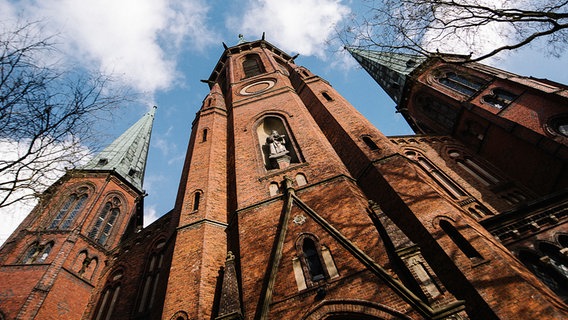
439;220;483;262
49;187;89;229
482;88;517;109
362;136;379;151
303;238;325;281
405;150;466;200
538;242;568;278
192;192;201;211
437;71;484;96
242;54;264;78
202;128;208;142
518;250;568;300
88;197;122;245
22;241;54;264
94;270;123;320
293;235;339;291
256;116;301;170
138;240;166;314
295;173;307;186
448;150;500;186
269;182;280;196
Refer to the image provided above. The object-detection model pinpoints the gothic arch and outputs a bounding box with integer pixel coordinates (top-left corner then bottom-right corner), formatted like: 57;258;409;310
403;149;467;200
48;183;94;229
241;53;265;78
87;192;128;246
93;268;124;320
302;300;412;320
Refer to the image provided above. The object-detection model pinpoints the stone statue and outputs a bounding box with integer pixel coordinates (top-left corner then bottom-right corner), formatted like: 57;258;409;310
267;130;289;158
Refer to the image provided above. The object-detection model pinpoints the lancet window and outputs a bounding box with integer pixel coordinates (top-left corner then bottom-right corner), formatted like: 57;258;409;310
293;234;339;290
88;196;122;246
94;270;123;320
439;220;483;263
447;149;500;187
437;71;484;96
242;54;264;78
405;150;466;200
49;186;89;229
138;240;166;314
21;241;54;264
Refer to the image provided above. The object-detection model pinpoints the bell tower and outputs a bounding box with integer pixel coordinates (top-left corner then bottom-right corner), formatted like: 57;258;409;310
161;38;567;320
0;107;155;320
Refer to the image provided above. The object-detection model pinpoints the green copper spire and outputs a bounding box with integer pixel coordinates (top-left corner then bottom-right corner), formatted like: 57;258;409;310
346;47;426;103
83;106;156;192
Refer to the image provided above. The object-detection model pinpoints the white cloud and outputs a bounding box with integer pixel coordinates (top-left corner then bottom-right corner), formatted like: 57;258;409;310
144;205;160;227
230;0;350;57
0;138;91;245
420;0;515;61
0;0;219;95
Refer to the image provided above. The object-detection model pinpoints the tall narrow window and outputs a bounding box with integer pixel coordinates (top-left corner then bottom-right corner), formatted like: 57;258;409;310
22;242;39;264
22;241;54;264
88;197;122;246
303;238;325;281
243;54;264;78
448;150;500;186
138;240;166;314
406;150;466;199
437;71;483;96
439;220;483;262
49;187;89;229
94;271;123;320
321;92;333;101
192;192;201;211
202;128;208;142
362;136;379;151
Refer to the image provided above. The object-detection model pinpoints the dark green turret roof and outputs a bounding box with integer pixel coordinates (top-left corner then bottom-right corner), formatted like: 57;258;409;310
83;106;156;192
346;47;426;103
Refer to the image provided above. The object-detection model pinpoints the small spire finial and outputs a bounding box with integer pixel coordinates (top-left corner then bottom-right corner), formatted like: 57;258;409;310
237;34;247;44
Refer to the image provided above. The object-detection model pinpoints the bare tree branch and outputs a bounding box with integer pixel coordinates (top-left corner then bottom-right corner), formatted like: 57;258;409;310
0;21;129;210
340;0;568;62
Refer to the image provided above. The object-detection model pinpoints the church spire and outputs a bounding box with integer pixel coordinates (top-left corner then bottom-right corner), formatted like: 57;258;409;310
346;47;426;104
83;106;156;192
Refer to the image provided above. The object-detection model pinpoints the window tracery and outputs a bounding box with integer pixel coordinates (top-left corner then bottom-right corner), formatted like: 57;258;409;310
88;196;122;245
49;186;89;229
436;71;484;96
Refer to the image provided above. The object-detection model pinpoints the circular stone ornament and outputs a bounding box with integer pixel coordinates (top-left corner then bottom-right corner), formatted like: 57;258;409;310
239;79;275;95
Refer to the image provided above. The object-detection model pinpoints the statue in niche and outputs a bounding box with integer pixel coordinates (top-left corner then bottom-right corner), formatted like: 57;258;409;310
267;130;289;158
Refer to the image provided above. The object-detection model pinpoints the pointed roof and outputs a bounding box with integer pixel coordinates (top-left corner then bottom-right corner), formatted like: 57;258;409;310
83;106;156;192
346;47;426;104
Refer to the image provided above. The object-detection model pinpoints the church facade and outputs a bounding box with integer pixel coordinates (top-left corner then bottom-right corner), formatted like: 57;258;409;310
0;38;566;319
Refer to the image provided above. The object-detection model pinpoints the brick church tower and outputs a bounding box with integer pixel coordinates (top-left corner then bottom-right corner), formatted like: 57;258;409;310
0;107;155;319
1;38;567;320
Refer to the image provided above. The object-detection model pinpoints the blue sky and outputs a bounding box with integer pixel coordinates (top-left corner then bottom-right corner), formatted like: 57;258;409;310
0;0;567;242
